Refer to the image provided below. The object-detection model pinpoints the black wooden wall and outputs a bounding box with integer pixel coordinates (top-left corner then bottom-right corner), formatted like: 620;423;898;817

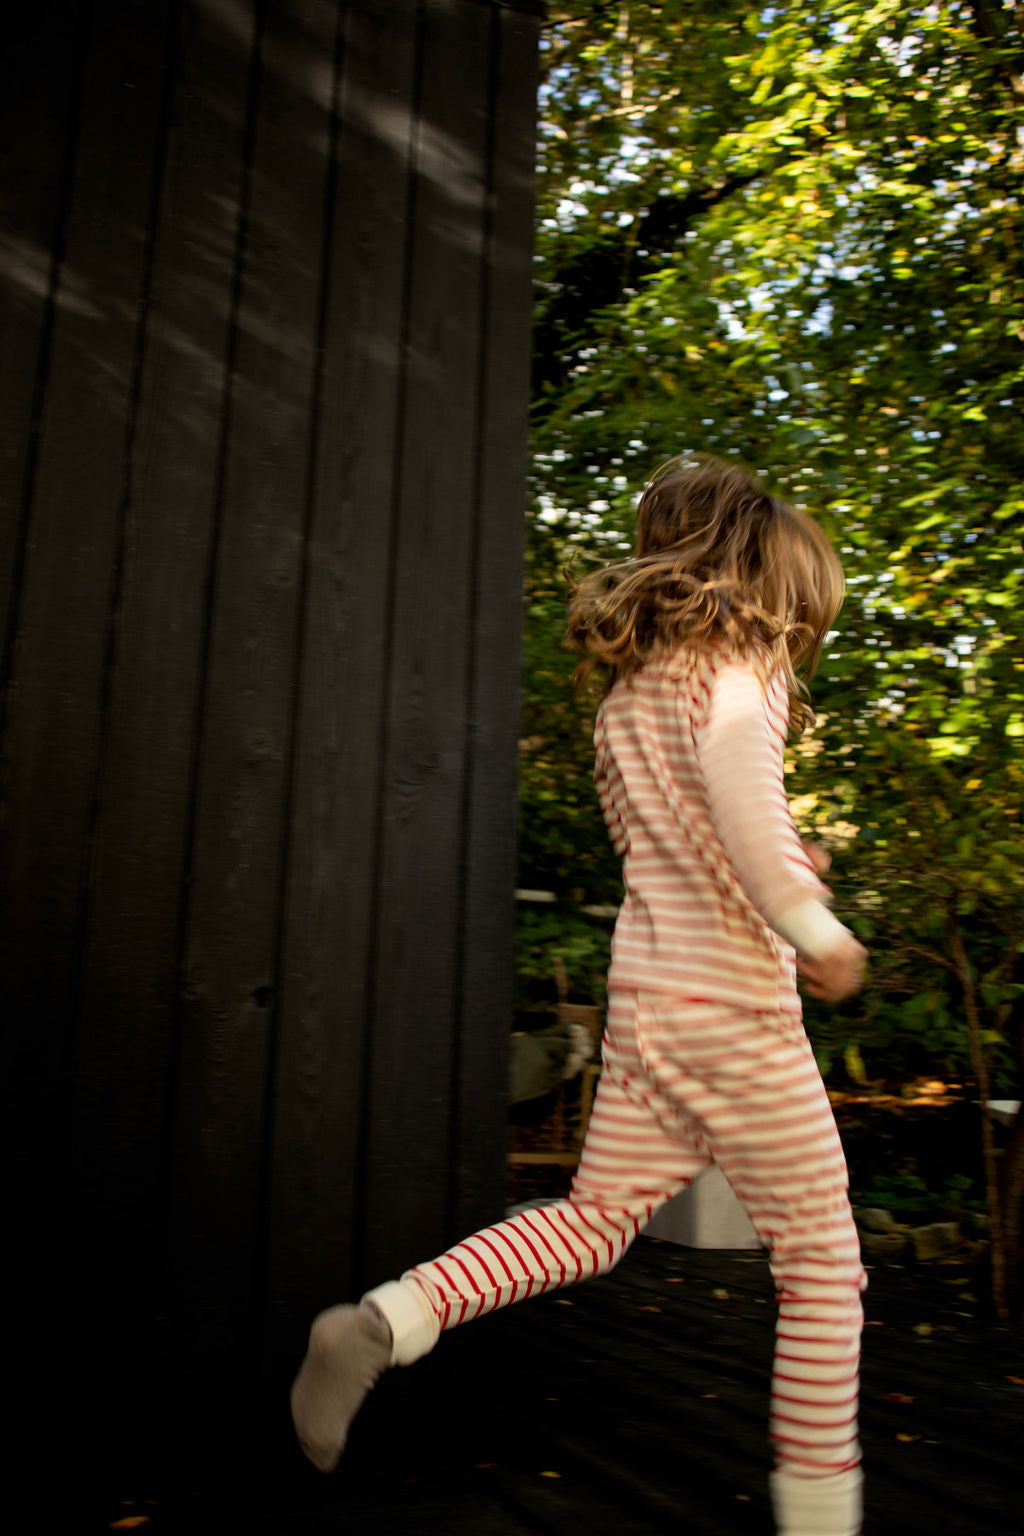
1;0;538;1474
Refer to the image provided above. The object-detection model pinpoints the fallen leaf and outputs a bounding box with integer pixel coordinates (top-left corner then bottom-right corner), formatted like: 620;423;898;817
540;1470;561;1479
1006;1376;1024;1386
554;1299;573;1307
896;1433;921;1443
735;1494;750;1502
476;1463;498;1470
701;1393;718;1399
639;1305;662;1313
665;1277;685;1284
913;1323;933;1337
712;1288;730;1300
866;1320;885;1327
109;1521;150;1531
883;1393;914;1404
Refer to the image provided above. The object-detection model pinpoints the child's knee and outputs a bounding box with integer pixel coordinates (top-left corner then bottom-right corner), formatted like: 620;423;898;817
770;1206;865;1290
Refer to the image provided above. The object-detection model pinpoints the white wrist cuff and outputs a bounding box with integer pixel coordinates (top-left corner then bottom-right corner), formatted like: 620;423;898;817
362;1278;441;1366
774;897;851;961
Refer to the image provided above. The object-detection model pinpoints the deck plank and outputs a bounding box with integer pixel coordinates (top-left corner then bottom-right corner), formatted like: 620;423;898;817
80;1239;1024;1534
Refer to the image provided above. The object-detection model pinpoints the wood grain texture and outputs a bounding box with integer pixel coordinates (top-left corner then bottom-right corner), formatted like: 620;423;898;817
62;0;258;1467
360;0;494;1284
3;0;541;1478
0;0;175;1344
450;0;537;1242
0;1;90;671
264;0;418;1333
160;0;335;1460
65;1244;1024;1535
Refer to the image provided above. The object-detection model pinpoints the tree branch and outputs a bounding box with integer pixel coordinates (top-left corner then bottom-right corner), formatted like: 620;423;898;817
966;0;1024;106
532;170;764;398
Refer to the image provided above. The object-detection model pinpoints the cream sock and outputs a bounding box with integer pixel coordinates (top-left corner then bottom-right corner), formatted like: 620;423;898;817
770;1466;863;1536
290;1300;393;1473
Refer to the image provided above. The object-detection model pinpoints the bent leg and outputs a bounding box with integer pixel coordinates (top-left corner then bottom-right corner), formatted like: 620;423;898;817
293;991;709;1472
375;992;712;1363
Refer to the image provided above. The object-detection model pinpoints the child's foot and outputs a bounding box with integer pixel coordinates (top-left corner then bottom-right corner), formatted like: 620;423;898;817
290;1301;393;1472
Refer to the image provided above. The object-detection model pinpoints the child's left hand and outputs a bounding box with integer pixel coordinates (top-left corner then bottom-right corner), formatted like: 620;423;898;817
798;931;868;1002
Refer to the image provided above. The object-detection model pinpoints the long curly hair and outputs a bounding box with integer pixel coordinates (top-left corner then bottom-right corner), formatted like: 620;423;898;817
567;455;844;732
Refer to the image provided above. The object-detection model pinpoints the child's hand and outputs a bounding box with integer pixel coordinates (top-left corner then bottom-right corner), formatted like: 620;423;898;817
800;838;832;878
798;931;868;1002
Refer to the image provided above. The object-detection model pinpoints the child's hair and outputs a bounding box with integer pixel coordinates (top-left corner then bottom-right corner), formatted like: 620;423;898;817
567;454;844;731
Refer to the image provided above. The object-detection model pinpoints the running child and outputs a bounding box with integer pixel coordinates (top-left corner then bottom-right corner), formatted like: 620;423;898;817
291;454;869;1536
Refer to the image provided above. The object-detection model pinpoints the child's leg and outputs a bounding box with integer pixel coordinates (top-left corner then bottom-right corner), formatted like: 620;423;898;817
630;997;865;1535
371;994;712;1359
292;991;711;1470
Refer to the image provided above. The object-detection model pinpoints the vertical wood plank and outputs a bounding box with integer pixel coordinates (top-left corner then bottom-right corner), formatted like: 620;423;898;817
361;0;494;1283
3;0;541;1480
160;0;335;1459
451;0;538;1239
0;0;175;1342
0;2;90;656
61;0;258;1470
265;0;418;1333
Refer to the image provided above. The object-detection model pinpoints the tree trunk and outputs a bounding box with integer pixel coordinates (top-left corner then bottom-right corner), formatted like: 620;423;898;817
949;924;1008;1322
998;1003;1024;1321
1001;1106;1024;1321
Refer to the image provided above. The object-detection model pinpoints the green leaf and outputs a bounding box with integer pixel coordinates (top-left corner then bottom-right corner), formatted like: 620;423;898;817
844;1042;870;1086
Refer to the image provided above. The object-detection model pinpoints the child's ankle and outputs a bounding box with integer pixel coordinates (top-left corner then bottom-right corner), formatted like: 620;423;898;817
770;1466;862;1536
362;1279;440;1366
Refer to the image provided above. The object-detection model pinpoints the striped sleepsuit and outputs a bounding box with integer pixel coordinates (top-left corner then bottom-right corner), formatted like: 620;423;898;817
366;648;866;1524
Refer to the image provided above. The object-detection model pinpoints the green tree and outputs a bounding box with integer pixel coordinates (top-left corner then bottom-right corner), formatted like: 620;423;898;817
523;0;1024;1316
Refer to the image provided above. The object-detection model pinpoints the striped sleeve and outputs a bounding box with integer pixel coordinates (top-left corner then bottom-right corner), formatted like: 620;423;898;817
693;659;847;960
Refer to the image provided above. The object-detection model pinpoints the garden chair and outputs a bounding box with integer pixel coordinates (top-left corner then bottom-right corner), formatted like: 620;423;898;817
507;956;603;1169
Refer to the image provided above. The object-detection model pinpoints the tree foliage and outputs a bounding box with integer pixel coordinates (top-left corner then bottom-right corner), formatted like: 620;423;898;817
521;0;1024;1313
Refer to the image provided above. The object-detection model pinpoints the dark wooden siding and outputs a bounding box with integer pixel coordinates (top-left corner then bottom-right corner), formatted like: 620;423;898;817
0;0;539;1472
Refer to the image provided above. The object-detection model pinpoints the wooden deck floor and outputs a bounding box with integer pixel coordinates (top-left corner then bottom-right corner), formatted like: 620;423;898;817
86;1239;1023;1535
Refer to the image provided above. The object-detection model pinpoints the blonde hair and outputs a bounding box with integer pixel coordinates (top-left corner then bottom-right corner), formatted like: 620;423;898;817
567;454;844;731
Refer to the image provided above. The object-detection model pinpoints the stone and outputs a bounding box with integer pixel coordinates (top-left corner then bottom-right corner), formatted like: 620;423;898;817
859;1228;907;1263
856;1207;897;1234
909;1222;960;1262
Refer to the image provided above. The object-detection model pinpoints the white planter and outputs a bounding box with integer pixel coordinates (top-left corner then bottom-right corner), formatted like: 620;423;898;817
644;1162;762;1250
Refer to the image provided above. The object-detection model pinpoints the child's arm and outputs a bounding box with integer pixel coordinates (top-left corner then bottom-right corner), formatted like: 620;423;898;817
694;659;866;999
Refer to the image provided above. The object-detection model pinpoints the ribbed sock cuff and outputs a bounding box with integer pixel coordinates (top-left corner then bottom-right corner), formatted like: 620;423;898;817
770;1465;863;1536
362;1279;440;1367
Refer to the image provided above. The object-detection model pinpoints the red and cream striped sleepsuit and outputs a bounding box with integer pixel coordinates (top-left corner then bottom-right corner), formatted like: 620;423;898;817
367;648;865;1508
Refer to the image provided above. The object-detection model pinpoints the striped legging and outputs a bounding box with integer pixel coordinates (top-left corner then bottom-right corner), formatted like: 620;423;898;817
397;990;865;1477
